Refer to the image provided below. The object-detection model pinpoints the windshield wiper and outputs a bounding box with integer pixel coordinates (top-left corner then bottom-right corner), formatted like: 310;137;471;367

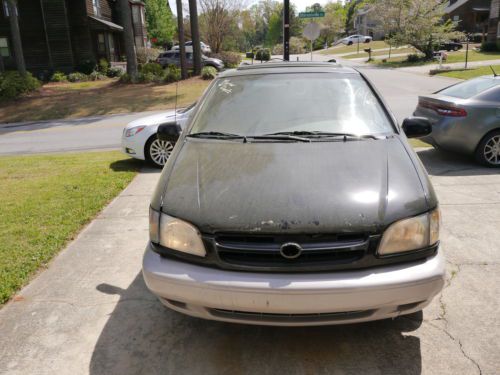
265;131;380;140
247;134;311;142
187;131;246;140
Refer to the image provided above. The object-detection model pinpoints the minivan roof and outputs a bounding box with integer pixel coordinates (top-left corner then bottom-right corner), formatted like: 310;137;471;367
218;62;358;78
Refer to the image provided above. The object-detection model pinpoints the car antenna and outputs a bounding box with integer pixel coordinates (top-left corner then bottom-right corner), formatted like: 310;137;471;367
174;79;179;123
490;65;498;77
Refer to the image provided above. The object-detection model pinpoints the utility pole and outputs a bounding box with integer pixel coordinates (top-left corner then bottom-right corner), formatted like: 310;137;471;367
283;0;290;61
465;34;470;69
120;0;138;79
188;0;202;75
7;0;26;75
175;0;187;79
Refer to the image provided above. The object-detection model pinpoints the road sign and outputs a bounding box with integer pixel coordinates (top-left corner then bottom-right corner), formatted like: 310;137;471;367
298;11;325;18
302;22;321;41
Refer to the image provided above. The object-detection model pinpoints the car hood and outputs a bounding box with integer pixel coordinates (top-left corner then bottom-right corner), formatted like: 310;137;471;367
126;110;177;129
160;137;432;234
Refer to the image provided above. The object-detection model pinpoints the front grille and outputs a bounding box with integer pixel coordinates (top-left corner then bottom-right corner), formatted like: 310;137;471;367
209;308;376;323
211;233;370;272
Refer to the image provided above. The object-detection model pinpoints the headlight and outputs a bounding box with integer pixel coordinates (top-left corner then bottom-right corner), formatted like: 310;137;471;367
149;207;206;257
378;208;440;256
125;126;146;137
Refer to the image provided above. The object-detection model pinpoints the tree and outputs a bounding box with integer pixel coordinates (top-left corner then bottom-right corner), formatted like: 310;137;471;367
372;0;462;59
188;0;202;75
175;0;188;79
199;0;243;53
7;0;26;75
144;0;176;47
120;0;138;78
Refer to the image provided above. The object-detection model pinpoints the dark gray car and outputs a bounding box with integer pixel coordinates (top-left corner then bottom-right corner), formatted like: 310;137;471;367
414;75;500;166
142;62;444;326
157;51;224;71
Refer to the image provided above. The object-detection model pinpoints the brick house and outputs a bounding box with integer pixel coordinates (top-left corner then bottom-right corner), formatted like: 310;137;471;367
0;0;147;76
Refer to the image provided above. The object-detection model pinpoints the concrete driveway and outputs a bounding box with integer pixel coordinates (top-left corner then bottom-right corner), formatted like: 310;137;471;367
0;149;498;375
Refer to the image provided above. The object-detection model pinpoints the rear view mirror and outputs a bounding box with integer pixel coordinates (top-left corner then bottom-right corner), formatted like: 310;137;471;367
157;122;182;142
402;117;432;138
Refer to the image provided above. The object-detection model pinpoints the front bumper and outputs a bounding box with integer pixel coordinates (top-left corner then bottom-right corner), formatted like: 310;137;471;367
121;132;146;160
142;244;445;326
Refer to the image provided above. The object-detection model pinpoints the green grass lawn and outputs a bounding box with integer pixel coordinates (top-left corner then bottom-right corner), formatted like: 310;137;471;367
435;64;500;79
409;138;431;148
0;151;141;305
320;40;390;55
342;47;416;59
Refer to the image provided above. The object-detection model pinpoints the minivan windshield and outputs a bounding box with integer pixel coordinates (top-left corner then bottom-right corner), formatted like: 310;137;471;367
190;73;394;137
438;77;500;99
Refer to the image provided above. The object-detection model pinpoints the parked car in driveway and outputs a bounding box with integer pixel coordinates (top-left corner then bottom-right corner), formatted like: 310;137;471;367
436;41;463;51
157;51;224;71
143;62;445;326
121;103;195;168
339;35;372;45
172;41;212;54
414;75;500;167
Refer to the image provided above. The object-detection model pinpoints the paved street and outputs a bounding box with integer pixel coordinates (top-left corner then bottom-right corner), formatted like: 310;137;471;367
0;149;498;374
0;60;457;156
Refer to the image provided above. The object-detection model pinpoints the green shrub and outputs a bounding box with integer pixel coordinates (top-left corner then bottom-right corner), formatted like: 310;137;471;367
67;72;88;82
165;65;181;82
201;66;217;80
406;54;420;63
0;71;41;100
119;73;131;83
140;62;163;76
210;51;241;68
50;71;67;82
77;59;96;75
88;71;107;81
136;47;161;64
255;48;271;61
272;37;305;55
106;66;124;78
98;58;110;74
480;41;498;52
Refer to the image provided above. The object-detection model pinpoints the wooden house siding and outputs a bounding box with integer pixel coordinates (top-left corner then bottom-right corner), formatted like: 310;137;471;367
86;0;114;21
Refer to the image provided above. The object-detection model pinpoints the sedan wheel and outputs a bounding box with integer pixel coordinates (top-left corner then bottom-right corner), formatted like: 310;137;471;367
476;131;500;167
147;136;175;168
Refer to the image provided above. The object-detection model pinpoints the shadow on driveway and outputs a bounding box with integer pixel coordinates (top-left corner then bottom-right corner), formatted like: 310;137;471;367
417;148;500;177
90;273;423;375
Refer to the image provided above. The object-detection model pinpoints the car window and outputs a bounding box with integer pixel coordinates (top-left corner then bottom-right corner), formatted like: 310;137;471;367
173;52;179;58
190;73;394;136
186;53;193;59
438;77;500;99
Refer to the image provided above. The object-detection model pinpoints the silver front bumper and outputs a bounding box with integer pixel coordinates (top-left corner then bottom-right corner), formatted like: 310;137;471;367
142;244;445;326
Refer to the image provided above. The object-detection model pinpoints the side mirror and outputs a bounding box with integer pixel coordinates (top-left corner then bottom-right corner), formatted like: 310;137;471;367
157;122;182;142
327;58;337;63
402;117;432;138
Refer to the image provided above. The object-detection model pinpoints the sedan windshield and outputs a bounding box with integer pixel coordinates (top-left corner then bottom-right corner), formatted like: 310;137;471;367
438;77;500;99
190;73;394;137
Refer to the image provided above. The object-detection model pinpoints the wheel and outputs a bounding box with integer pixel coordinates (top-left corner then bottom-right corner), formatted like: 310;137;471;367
365;39;370;43
453;46;459;51
145;135;175;168
475;130;500;167
347;41;353;46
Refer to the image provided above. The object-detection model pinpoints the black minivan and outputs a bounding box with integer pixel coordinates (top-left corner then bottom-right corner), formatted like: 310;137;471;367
143;62;445;326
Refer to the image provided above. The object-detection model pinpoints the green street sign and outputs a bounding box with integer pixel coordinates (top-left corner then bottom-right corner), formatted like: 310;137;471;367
298;11;325;18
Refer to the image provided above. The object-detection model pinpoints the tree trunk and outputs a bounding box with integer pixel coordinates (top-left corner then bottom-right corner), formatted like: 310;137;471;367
0;54;5;73
7;0;26;75
120;0;138;79
188;0;202;75
175;0;188;79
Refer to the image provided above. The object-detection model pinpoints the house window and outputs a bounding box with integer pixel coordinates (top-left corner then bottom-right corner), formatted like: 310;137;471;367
0;37;9;57
93;0;101;17
2;0;9;17
97;33;106;55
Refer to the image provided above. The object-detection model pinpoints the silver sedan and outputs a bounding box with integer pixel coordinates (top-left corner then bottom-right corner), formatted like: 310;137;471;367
414;75;500;166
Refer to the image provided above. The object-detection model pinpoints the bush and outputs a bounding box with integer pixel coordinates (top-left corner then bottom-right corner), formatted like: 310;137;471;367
165;65;181;83
406;54;421;63
77;59;96;75
140;62;163;76
106;66;124;78
137;72;156;83
50;71;67;82
255;48;271;61
88;71;107;81
119;73;131;83
67;72;88;82
210;51;241;68
0;71;41;100
136;47;161;64
201;66;217;80
98;58;109;74
481;41;499;52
